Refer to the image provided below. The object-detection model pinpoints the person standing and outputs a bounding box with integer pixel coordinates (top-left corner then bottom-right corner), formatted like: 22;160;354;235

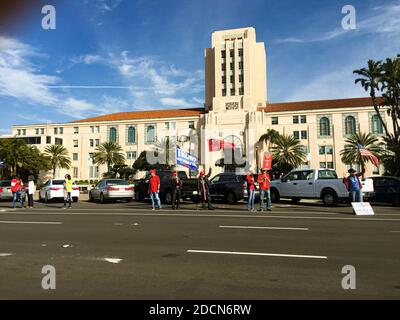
198;167;214;210
343;168;365;203
27;175;35;209
171;172;182;210
257;168;272;212
63;174;73;209
149;169;162;210
245;171;256;212
11;176;25;209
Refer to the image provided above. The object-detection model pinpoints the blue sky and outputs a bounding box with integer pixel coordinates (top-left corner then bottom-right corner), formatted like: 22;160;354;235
0;0;399;134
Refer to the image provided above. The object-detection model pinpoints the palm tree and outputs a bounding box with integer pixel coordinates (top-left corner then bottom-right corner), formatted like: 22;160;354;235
258;129;280;150
271;134;306;173
340;132;383;174
353;60;390;136
44;144;72;177
92;142;125;173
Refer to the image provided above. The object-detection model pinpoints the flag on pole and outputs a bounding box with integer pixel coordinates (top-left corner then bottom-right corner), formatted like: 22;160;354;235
262;152;273;170
357;144;380;167
208;139;236;152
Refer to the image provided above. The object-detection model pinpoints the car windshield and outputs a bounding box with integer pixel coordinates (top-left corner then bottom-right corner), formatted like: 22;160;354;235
106;180;129;186
0;181;11;187
53;180;65;185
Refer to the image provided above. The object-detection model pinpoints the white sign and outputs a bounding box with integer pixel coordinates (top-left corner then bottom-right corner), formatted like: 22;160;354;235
351;202;375;216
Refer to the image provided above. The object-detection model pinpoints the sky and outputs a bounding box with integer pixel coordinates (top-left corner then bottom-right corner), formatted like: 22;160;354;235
0;0;399;134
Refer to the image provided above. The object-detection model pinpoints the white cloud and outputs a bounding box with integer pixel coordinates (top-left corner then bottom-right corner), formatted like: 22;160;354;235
276;2;400;44
70;54;103;65
96;0;124;12
160;97;200;108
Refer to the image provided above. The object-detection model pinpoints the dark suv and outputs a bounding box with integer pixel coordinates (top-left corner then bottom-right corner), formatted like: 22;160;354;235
209;173;248;204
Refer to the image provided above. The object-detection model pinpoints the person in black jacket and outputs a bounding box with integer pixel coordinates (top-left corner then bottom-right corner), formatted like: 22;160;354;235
171;172;183;210
198;167;214;210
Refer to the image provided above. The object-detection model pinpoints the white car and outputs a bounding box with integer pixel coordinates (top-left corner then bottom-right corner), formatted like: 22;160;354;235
270;169;374;206
39;179;80;203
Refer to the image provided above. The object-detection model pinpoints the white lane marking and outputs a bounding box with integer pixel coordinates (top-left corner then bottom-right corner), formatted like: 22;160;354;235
4;211;400;221
0;220;62;225
187;250;327;260
390;231;400;233
219;225;309;231
0;253;13;257
104;258;122;264
62;244;71;248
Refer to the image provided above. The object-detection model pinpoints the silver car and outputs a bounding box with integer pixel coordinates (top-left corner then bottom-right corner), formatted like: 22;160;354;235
0;180;27;201
89;179;134;203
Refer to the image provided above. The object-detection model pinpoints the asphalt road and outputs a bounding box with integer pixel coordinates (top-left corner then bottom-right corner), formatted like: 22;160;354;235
0;199;399;299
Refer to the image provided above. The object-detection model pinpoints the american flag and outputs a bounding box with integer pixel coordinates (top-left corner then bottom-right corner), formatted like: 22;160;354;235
357;144;380;167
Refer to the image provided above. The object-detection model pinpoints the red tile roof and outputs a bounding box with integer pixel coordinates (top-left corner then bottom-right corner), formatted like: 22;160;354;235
260;97;384;113
73;108;204;123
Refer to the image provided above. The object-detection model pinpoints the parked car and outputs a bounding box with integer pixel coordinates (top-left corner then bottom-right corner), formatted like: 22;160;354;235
209;173;248;204
0;180;27;201
368;176;400;206
134;170;199;204
89;179;134;203
39;179;80;203
269;169;374;206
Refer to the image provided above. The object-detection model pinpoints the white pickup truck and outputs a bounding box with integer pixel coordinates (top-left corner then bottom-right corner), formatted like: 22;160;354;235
269;169;374;206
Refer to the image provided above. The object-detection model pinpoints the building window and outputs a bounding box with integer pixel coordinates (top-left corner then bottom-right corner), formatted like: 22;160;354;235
222;76;226;83
230;88;235;96
293;131;300;140
59;128;63;134
73;153;78;161
109;127;117;143
126;151;137;160
229;49;234;57
239;87;244;95
319;145;333;155
230;75;234;83
222;63;226;71
238;61;243;69
230;62;234;69
319;162;327;169
35;128;39;135
188;121;195;129
73;127;79;134
89;166;99;179
55;138;63;145
95;139;100;146
90;126;94;133
301;130;307;140
221;50;226;58
238;74;243;82
73;140;78;148
54;128;58;135
46;136;51;144
319;117;331;136
165;122;176;131
222;89;227;96
371;114;383;134
238;48;243;56
320;162;334;169
271;117;278;125
127;126;136;144
73;167;78;179
345;116;357;135
146;124;156;143
89;139;94;147
293;116;299;124
300;115;307;124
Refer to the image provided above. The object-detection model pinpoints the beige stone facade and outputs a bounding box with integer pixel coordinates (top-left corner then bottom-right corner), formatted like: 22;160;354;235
9;27;393;180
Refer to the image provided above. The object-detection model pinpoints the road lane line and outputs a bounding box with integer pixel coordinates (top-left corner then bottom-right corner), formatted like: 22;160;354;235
187;250;327;260
0;220;62;225
219;226;309;231
0;253;13;257
390;231;400;233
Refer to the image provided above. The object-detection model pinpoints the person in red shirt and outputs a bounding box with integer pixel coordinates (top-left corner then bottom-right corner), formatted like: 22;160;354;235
148;169;161;210
257;168;272;212
245;171;256;212
11;176;25;209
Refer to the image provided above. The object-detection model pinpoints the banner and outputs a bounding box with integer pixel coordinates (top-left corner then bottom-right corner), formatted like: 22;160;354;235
262;152;273;170
208;139;236;152
176;147;198;171
351;202;375;216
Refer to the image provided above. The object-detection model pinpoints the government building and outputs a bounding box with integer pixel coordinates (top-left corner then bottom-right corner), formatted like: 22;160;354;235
9;27;392;180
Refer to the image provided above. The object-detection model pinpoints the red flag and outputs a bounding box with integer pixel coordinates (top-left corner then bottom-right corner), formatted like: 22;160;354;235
208;139;222;152
221;140;236;149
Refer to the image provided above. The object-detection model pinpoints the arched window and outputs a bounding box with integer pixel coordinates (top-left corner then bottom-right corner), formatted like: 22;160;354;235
371;115;383;134
146;125;155;143
345;116;356;135
320;117;330;136
109;127;117;143
127;126;136;144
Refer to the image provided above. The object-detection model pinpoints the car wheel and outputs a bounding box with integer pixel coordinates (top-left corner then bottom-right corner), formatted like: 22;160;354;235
270;188;280;203
225;192;237;204
322;190;338;206
126;198;132;203
100;193;106;204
